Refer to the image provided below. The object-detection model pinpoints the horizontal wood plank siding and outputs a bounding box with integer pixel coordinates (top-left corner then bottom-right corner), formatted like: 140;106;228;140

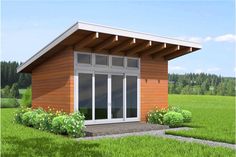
32;47;74;113
140;56;168;121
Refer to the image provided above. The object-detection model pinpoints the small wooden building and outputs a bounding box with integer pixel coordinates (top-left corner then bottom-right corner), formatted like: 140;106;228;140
17;22;201;125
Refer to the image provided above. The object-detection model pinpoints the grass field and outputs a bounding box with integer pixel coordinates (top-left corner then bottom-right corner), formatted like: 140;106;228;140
167;95;235;144
1;108;235;157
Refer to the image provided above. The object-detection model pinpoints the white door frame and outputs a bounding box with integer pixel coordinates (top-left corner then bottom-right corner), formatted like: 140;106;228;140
74;51;140;125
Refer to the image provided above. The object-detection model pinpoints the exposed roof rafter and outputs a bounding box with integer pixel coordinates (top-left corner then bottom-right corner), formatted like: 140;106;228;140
164;47;193;60
152;45;180;58
94;35;118;51
139;43;166;57
109;38;136;54
75;32;99;49
126;41;152;55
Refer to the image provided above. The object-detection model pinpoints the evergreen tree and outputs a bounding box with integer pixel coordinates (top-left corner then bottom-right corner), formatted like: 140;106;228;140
10;83;20;98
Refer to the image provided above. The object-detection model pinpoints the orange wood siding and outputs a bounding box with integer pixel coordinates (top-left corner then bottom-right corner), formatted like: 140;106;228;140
32;47;74;113
140;56;168;121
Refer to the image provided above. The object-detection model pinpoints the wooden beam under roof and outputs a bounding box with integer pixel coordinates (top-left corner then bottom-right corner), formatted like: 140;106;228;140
139;43;166;57
164;47;192;60
152;45;180;58
94;35;118;51
109;38;136;54
75;32;99;49
126;41;152;55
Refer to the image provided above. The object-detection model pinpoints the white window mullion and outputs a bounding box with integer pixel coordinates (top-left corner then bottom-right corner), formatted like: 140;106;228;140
92;73;95;121
137;76;140;120
123;74;127;121
108;74;112;120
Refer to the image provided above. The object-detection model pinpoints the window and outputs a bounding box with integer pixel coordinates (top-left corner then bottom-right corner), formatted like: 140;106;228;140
126;76;137;118
95;74;108;119
78;73;92;120
95;55;108;66
112;57;124;67
77;53;91;64
127;58;139;68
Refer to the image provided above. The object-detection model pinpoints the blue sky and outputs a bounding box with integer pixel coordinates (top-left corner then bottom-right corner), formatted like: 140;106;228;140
1;0;235;77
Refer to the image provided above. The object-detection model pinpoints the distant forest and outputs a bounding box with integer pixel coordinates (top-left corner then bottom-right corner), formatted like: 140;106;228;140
169;73;235;96
1;61;235;96
1;61;31;88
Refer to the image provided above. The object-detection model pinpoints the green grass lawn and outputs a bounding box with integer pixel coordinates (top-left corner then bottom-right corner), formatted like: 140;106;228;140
167;95;235;144
1;108;235;157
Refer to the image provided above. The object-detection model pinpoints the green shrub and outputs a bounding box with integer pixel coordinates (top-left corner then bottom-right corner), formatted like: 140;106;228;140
38;112;55;131
14;107;32;124
181;110;192;123
163;111;183;127
22;111;33;126
64;112;85;137
30;108;45;128
15;107;85;137
10;83;20;98
147;108;167;125
1;98;20;108
1;85;12;98
52;115;68;134
20;87;32;108
169;106;182;113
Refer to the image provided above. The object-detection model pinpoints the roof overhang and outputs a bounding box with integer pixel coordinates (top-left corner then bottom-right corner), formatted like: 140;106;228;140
17;21;201;73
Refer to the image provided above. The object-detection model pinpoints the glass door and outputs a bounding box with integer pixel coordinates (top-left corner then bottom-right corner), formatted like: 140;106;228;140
95;74;108;120
126;76;138;118
78;73;138;123
78;73;92;120
111;75;124;119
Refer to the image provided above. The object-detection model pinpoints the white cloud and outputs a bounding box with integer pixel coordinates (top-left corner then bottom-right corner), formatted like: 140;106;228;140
195;69;203;73
214;34;236;42
169;66;186;71
207;67;221;73
169;66;186;74
178;34;236;43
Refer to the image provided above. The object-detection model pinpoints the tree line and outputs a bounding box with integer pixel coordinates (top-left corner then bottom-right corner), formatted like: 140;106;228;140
168;73;235;96
1;61;31;88
1;61;235;96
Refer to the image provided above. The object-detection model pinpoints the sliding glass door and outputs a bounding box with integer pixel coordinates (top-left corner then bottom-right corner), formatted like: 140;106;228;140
78;73;138;123
126;76;137;118
78;73;92;120
95;74;108;120
111;75;123;119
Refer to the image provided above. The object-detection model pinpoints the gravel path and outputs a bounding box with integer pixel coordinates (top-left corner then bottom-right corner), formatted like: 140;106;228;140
76;127;236;150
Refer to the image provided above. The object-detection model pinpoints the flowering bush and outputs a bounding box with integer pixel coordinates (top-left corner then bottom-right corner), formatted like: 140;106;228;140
147;108;167;125
14;107;32;124
38;112;55;131
30;108;45;128
64;112;85;137
22;111;33;126
14;108;85;137
147;106;192;127
52;115;68;134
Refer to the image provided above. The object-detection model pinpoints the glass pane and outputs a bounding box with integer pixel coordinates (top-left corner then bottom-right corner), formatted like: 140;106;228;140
126;76;137;118
77;53;91;64
127;59;138;68
112;75;123;118
95;74;108;119
112;57;124;67
96;55;108;66
78;73;92;120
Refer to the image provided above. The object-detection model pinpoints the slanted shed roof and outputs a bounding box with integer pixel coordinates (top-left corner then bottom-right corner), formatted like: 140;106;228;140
17;21;201;73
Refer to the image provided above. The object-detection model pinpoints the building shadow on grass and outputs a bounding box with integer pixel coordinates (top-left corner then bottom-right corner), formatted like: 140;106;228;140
2;136;103;157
